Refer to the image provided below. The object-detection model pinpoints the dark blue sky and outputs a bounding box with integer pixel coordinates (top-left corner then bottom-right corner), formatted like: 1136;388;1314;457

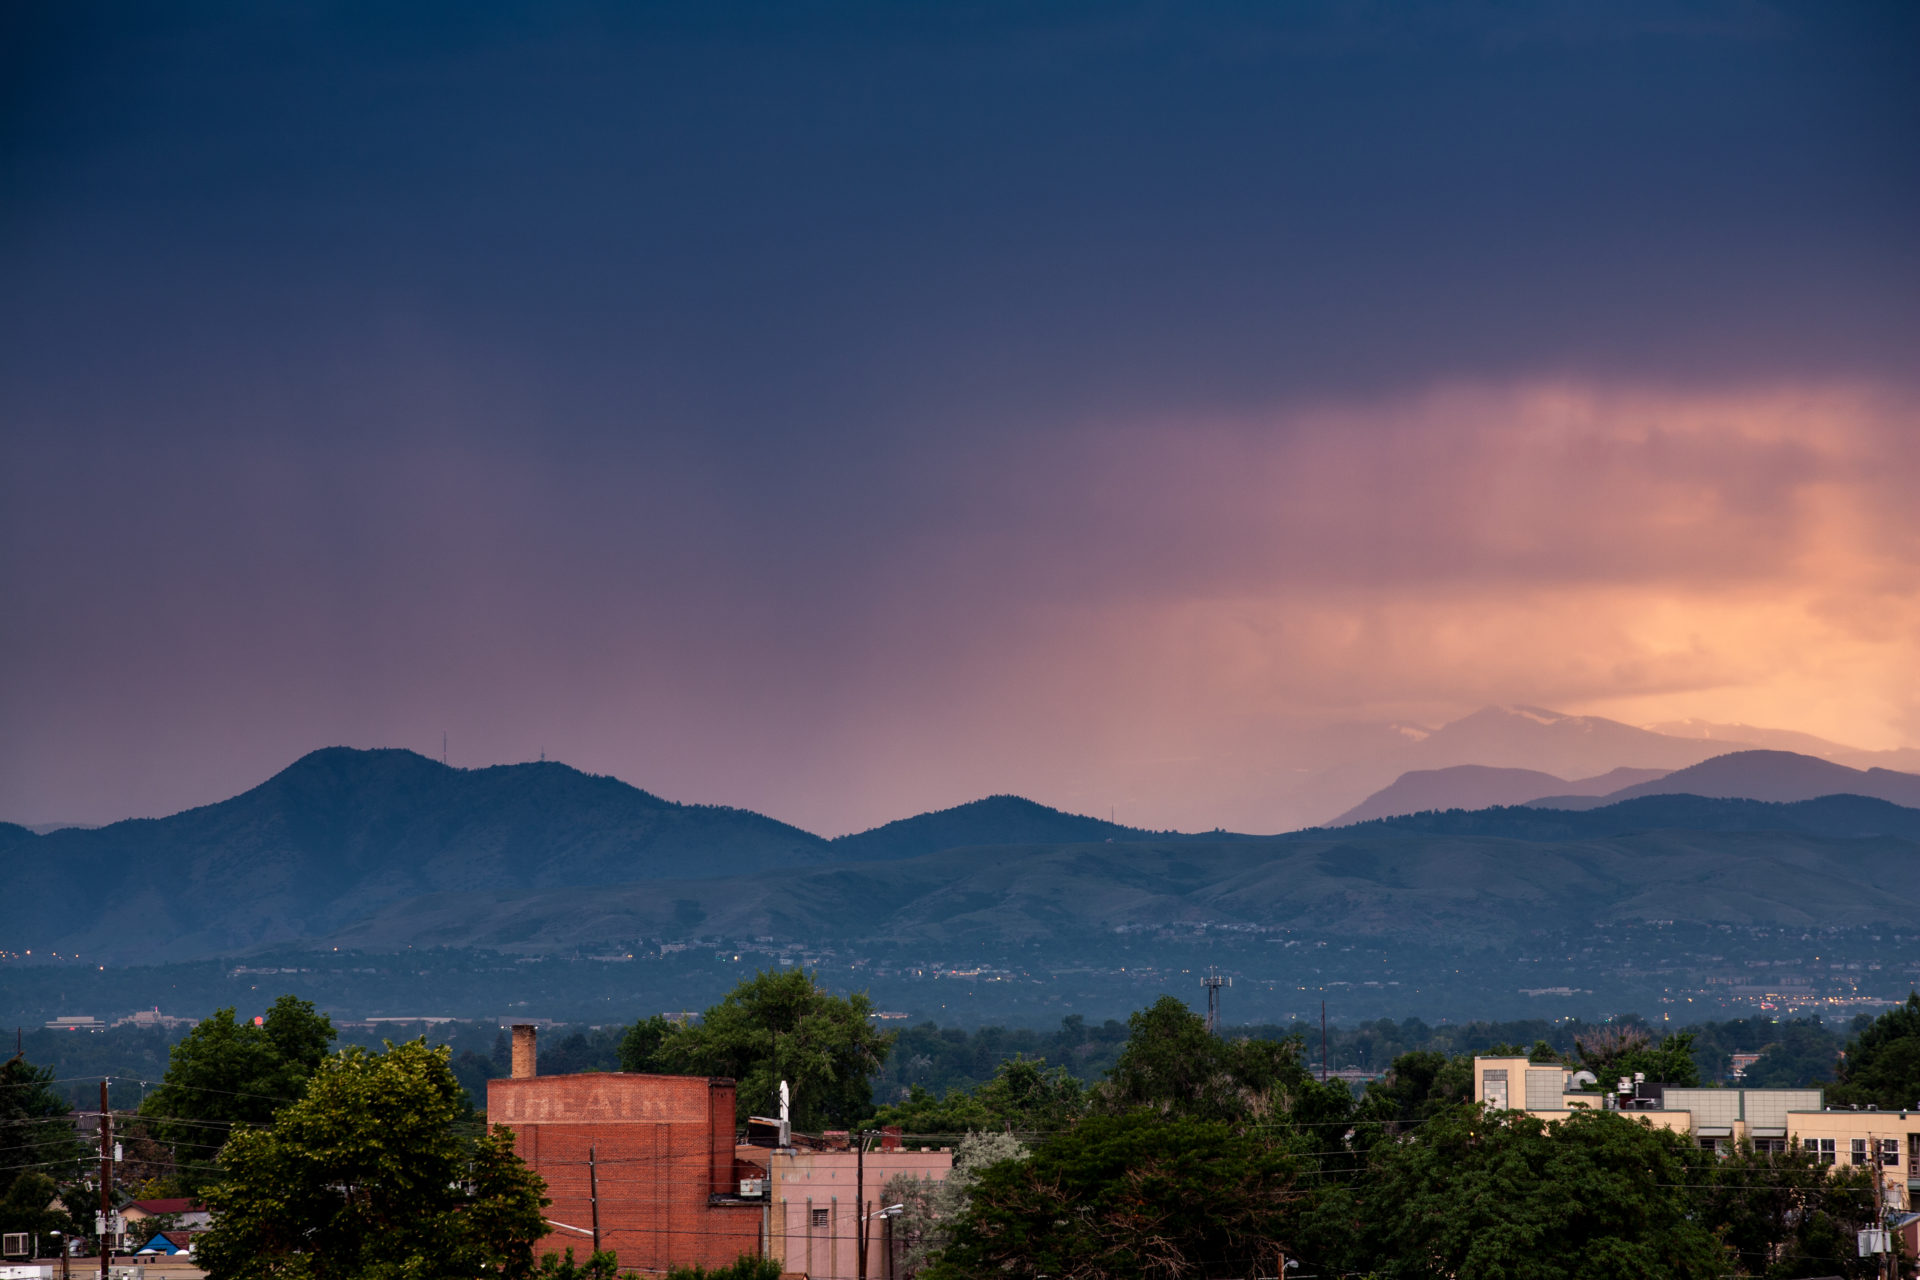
4;2;1916;833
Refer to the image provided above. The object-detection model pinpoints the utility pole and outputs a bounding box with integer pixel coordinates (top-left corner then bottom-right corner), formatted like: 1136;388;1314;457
97;1080;111;1280
1870;1131;1889;1280
855;1131;869;1280
1321;1002;1328;1084
588;1144;601;1255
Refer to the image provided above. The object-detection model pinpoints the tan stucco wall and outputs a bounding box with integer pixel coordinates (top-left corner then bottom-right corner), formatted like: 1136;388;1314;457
765;1145;955;1280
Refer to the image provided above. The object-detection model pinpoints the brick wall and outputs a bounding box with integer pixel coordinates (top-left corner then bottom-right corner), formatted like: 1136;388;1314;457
490;1073;762;1271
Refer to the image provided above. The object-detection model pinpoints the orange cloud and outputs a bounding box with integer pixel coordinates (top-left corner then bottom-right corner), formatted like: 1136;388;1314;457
816;381;1920;832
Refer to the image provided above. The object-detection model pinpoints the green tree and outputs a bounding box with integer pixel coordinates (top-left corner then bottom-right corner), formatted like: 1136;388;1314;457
652;969;893;1129
1701;1139;1882;1279
663;1258;782;1280
872;1056;1086;1134
1482;1039;1563;1064
1741;1022;1842;1088
1575;1025;1701;1087
533;1250;625;1279
195;1038;548;1279
141;995;337;1182
616;1014;678;1074
1830;991;1920;1109
1096;996;1335;1126
924;1112;1304;1280
1358;1105;1725;1279
0;1052;84;1245
884;1130;1028;1278
1360;1050;1473;1130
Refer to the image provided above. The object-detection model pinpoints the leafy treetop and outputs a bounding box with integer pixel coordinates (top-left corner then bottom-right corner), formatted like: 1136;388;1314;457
194;1037;548;1280
0;1051;83;1243
1359;1106;1727;1279
870;1056;1085;1134
1575;1026;1702;1088
1830;990;1920;1110
622;969;893;1130
1096;996;1340;1128
924;1110;1304;1280
141;995;337;1181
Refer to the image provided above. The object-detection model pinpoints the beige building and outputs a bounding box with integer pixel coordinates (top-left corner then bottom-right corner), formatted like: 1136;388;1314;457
1475;1056;1918;1211
740;1132;953;1280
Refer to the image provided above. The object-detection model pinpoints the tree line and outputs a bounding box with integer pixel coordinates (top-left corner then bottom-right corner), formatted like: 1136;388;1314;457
5;975;1920;1276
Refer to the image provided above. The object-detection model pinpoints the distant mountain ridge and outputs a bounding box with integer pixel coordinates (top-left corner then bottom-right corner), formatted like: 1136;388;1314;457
1405;705;1743;774
830;795;1156;861
1646;719;1920;774
318;793;1920;955
1330;747;1920;825
3;747;836;961
0;748;1146;963
9;732;1920;967
1528;750;1920;811
1350;792;1920;841
1289;704;1761;828
1331;764;1670;826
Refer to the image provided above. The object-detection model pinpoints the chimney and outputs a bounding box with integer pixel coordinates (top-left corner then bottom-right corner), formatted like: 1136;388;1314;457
511;1024;537;1079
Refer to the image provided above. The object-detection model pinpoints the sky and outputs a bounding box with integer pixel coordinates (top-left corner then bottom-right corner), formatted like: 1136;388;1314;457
3;1;1916;836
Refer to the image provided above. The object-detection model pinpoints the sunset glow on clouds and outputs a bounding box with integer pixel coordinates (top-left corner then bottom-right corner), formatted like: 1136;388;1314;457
2;3;1914;833
3;377;1914;835
789;381;1920;831
1054;383;1920;741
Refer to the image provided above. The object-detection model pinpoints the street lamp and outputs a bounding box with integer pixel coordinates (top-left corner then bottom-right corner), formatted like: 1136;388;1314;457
865;1204;906;1280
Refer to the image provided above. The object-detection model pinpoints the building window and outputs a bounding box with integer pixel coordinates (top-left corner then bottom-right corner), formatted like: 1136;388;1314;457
812;1208;829;1229
1881;1139;1901;1167
1697;1137;1723;1155
1853;1138;1869;1166
1814;1138;1836;1166
1754;1137;1786;1156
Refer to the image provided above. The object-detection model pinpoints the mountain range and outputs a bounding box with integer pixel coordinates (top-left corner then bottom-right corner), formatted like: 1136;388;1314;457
0;751;1188;962
1530;750;1920;811
1333;748;1920;825
319;792;1920;954
1;748;833;961
829;795;1155;861
1331;764;1670;825
1248;705;1920;830
5;710;1919;965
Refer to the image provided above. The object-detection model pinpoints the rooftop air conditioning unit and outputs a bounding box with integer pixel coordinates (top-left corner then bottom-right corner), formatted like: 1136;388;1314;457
739;1179;765;1198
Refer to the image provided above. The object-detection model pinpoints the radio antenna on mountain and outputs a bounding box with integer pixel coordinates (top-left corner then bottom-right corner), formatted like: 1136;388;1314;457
442;732;448;765
1202;969;1230;1033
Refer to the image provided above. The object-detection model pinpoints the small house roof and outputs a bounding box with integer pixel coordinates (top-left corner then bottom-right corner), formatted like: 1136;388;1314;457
126;1197;203;1215
134;1232;188;1255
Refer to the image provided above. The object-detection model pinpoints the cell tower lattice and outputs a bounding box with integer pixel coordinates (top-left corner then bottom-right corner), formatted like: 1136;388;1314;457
1202;970;1231;1033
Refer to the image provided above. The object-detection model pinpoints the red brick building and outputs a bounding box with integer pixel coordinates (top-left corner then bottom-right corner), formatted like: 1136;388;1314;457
488;1030;763;1272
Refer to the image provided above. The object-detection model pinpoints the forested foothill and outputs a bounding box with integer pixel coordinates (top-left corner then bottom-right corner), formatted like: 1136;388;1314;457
8;980;1920;1275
